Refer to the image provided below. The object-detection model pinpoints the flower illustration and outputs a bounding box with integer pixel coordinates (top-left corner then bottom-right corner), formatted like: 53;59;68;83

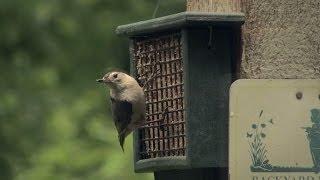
247;110;274;172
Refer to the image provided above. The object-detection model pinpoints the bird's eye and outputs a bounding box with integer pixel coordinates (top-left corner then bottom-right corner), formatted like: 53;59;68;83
113;73;118;78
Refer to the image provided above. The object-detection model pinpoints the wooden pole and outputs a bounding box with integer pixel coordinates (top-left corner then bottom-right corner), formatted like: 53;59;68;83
187;0;241;13
240;0;320;78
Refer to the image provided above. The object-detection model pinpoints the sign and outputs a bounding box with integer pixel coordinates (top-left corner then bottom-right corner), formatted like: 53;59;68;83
229;79;320;180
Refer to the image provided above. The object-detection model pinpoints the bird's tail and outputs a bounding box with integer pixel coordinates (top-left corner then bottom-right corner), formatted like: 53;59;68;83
118;134;125;152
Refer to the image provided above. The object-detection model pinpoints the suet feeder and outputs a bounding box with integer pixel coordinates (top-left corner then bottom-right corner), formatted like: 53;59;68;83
116;12;244;172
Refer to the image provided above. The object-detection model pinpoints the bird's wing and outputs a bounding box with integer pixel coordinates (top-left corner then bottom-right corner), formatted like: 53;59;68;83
110;97;133;135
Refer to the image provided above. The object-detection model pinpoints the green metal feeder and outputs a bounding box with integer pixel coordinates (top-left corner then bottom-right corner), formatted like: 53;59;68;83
116;11;244;172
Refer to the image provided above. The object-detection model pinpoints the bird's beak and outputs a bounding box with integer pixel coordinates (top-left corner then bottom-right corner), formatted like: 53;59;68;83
96;79;104;83
96;77;111;83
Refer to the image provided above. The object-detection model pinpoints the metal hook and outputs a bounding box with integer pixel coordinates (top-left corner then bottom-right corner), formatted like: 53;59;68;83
208;26;214;50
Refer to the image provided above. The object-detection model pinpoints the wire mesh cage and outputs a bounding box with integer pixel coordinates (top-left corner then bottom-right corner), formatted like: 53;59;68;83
133;32;186;160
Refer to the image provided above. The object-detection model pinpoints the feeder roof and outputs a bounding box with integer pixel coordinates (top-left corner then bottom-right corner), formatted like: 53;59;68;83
116;12;245;37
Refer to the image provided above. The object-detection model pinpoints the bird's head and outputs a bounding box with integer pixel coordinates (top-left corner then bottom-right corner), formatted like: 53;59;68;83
96;71;133;90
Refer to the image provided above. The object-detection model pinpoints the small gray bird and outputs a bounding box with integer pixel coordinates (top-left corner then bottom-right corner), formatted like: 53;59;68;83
97;71;145;151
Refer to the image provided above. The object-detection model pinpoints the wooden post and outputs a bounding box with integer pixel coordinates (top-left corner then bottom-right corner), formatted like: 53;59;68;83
240;0;320;78
187;0;241;13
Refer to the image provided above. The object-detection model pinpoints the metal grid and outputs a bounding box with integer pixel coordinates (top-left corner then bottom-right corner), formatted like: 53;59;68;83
133;32;186;160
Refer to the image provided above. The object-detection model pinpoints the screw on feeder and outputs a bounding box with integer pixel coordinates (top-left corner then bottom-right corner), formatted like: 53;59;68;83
296;92;303;100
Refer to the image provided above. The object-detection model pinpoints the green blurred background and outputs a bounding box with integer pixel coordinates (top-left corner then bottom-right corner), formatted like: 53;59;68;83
0;0;184;179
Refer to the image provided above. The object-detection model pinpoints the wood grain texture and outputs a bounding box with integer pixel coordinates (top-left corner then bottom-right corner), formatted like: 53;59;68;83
187;0;241;13
240;0;320;78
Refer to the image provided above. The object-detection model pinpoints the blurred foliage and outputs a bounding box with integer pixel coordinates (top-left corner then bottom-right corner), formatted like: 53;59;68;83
0;0;184;179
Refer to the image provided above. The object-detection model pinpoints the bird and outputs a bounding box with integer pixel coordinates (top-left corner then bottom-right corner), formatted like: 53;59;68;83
97;71;145;151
